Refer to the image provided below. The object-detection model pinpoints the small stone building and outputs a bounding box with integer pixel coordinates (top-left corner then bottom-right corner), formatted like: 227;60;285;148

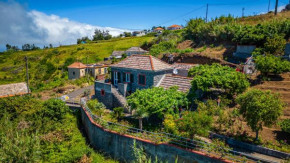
68;62;87;80
167;24;183;30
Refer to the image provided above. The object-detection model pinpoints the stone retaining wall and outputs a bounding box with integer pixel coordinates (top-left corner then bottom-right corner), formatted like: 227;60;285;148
81;106;228;163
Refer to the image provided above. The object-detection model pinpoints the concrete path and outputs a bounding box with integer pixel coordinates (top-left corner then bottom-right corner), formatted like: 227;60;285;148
65;85;94;99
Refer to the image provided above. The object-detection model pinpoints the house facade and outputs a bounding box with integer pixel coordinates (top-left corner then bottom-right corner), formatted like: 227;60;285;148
68;62;87;79
94;55;173;109
153;27;164;33
167;24;183;30
87;64;109;80
132;31;146;37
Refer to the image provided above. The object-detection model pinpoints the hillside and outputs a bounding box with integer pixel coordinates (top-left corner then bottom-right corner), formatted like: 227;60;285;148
0;36;153;91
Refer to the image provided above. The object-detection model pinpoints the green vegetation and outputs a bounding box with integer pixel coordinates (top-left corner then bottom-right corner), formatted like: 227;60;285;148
0;96;117;163
255;55;290;76
127;86;188;130
184;15;290;47
188;63;250;96
0;36;153;91
236;89;285;140
279;119;290;134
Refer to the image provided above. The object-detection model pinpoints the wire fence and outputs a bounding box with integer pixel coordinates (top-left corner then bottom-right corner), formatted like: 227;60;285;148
81;101;276;163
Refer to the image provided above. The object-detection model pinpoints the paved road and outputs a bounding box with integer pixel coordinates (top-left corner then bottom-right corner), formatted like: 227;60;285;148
65;85;94;99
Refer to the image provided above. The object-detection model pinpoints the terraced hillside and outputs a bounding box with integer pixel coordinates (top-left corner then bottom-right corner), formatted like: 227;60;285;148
253;73;290;119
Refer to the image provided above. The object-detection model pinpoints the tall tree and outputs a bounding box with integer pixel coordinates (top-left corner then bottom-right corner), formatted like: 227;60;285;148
236;89;285;140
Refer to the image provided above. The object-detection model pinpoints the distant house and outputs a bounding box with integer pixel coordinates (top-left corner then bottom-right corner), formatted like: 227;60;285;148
167;24;183;30
110;51;125;59
233;45;256;59
132;31;146;37
68;62;87;80
153;27;164;33
86;64;109;80
0;82;29;98
125;47;148;56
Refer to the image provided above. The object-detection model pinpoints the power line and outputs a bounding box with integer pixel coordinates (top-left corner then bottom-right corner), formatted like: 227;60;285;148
210;0;261;6
157;5;206;26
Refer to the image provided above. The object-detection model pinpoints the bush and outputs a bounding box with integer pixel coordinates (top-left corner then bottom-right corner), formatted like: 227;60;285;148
255;55;290;76
264;35;286;56
163;114;179;135
279;119;290;134
188;63;250;96
43;99;69;121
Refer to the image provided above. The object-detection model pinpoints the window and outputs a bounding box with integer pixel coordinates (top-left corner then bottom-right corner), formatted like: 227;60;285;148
73;71;75;75
101;89;105;96
138;74;146;85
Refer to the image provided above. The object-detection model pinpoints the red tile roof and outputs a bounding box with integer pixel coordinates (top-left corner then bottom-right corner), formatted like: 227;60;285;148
67;62;87;68
168;24;182;28
154;27;164;30
159;75;192;92
111;55;172;71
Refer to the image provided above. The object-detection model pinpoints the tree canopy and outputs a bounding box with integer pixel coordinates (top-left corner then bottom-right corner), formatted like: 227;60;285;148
236;89;285;139
255;55;290;76
127;86;189;119
188;63;250;96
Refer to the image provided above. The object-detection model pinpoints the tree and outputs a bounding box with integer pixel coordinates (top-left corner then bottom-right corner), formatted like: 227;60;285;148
236;89;285;140
264;35;286;56
93;29;112;41
5;44;11;51
121;53;127;59
43;99;69;121
123;32;132;37
188;63;250;96
131;107;149;130
127;87;188;119
255;55;290;76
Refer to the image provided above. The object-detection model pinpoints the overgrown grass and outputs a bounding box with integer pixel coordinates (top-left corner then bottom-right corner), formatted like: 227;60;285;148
0;36;153;91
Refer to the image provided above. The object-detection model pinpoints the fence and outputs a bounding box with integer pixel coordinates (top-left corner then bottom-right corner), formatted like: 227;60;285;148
81;101;276;163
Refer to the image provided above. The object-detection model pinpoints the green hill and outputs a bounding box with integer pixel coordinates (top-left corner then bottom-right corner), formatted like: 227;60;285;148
0;36;153;91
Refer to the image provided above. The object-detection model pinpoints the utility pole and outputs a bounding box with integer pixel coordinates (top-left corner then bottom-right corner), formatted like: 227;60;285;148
242;8;245;17
25;56;30;94
205;4;209;23
268;0;271;12
86;56;89;81
275;0;278;15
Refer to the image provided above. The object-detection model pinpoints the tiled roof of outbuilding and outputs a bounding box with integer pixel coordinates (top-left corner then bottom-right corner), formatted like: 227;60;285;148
159;75;192;92
67;62;87;69
111;55;172;71
0;82;29;98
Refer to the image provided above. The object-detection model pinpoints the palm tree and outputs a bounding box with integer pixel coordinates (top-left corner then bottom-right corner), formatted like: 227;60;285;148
131;107;149;130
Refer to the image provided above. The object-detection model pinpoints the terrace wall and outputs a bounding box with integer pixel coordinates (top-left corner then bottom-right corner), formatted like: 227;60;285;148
81;106;226;163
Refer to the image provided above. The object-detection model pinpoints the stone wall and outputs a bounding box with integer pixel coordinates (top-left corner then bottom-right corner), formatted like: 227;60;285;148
68;68;85;79
81;106;226;163
94;81;113;109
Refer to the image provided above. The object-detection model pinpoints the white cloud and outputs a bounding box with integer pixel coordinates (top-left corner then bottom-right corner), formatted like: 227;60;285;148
0;1;130;50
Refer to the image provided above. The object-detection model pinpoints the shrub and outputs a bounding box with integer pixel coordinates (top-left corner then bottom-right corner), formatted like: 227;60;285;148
113;107;124;122
255;55;290;76
87;99;106;117
188;63;250;96
163;114;179;135
43;99;69;121
279;119;290;134
264;35;286;56
176;111;213;138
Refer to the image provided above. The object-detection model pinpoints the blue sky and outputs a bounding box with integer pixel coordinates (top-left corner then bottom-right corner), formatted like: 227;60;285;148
14;0;289;30
0;0;288;51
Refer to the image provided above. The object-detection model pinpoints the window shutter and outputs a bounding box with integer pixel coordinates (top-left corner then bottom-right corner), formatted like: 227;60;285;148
118;72;121;83
123;73;126;82
130;74;134;83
